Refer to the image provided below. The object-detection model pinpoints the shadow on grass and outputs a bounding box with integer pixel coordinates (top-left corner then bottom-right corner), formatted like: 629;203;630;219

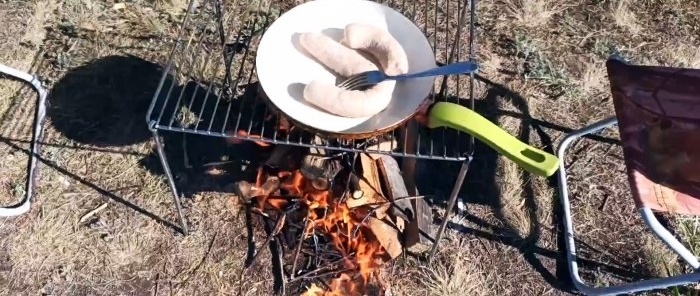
36;54;271;233
423;75;654;294
0;138;182;232
47;55;161;146
413;75;581;293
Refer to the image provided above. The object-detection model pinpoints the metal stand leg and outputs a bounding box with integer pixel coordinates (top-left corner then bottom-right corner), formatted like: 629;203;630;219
0;64;48;217
557;116;700;295
428;156;473;262
151;128;190;235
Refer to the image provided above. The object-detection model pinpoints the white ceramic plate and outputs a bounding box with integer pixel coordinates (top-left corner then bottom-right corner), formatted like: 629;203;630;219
255;0;436;135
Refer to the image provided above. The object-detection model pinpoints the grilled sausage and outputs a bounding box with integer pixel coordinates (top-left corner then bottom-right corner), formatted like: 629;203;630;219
303;80;395;118
298;32;378;78
341;23;409;75
299;24;408;118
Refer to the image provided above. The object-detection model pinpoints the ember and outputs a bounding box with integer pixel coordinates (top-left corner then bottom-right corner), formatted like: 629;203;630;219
234;142;417;296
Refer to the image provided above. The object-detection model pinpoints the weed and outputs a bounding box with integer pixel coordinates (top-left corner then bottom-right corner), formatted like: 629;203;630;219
514;32;576;96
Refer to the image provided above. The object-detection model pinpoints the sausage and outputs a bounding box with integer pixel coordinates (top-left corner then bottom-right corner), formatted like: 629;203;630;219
299;24;409;118
341;23;409;76
303;80;395;118
298;32;378;78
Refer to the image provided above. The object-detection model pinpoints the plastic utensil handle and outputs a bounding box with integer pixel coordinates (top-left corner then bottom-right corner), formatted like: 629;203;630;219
427;102;560;177
391;61;479;80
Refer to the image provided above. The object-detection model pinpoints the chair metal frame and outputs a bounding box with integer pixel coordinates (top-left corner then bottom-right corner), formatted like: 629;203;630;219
557;57;700;295
0;64;48;217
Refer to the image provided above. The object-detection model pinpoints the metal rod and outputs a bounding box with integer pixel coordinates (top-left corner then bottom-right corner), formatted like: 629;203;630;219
0;64;48;217
428;156;472;262
151;129;189;235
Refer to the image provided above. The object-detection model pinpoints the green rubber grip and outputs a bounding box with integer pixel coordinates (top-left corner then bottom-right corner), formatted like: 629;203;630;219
427;102;559;177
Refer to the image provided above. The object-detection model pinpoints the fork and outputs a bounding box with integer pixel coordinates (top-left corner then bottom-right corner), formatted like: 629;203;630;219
337;61;479;90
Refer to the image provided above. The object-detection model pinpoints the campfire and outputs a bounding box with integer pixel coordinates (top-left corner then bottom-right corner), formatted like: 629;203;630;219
230;131;432;296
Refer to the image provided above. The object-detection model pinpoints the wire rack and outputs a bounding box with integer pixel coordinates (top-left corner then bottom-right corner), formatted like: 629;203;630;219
147;0;478;161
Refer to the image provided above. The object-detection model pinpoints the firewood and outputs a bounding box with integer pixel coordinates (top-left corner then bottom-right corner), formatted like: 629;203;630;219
346;153;389;219
375;155;413;222
301;136;327;179
397;121;434;248
367;217;402;259
365;139;398;160
234;176;281;202
300;136;342;191
234;181;254;202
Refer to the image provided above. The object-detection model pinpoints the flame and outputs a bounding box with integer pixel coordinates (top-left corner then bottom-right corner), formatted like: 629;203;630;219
302;284;325;296
252;169;386;296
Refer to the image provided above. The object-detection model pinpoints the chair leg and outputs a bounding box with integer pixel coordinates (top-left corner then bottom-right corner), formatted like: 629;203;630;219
640;207;700;269
151;129;190;235
557;116;700;295
0;64;48;217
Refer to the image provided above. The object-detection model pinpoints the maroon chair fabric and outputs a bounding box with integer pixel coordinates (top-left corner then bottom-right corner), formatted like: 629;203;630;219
607;59;700;214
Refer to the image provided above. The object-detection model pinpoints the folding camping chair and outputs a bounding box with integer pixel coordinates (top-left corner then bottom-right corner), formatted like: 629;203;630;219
0;64;48;217
557;56;700;295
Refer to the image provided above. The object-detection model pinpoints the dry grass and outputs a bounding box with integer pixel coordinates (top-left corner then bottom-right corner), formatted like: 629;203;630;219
505;0;563;28
420;239;492;296
1;0;700;295
612;0;642;35
576;60;608;98
664;44;700;69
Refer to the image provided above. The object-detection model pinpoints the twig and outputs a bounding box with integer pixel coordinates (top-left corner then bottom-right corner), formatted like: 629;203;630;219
290;219;309;279
202;160;234;167
352;207;378;238
243;204;256;268
183;231;218;282
247;213;286;271
292;255;351;281
599;194;610;211
288;268;355;283
393;195;427;202
270;233;285;295
79;202;108;223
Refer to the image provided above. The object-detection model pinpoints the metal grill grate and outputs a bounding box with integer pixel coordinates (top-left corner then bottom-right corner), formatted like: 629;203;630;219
147;0;478;161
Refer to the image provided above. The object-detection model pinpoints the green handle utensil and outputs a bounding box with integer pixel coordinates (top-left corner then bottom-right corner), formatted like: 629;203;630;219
427;102;560;177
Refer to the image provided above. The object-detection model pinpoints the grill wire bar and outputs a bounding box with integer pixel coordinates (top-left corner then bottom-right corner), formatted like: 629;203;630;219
146;0;479;258
146;0;478;161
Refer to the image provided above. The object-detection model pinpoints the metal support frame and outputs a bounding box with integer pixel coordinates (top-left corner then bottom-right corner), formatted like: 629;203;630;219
557;116;700;295
428;156;472;261
148;127;190;235
0;64;48;217
146;0;477;260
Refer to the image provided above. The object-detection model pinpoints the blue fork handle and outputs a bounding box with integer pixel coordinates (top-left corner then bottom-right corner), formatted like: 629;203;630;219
390;61;479;80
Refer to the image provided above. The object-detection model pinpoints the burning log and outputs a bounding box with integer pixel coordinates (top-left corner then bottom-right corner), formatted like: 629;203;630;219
301;136;343;191
233;176;281;203
236;149;405;296
347;153;389;219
